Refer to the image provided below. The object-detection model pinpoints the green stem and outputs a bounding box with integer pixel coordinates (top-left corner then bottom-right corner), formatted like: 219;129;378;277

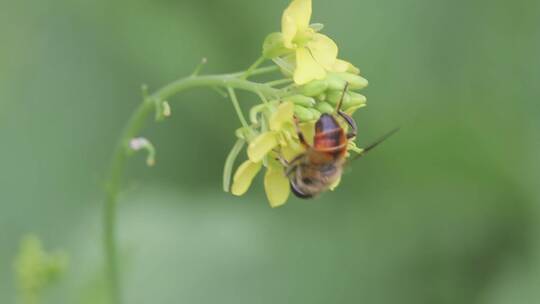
242;56;266;79
103;68;280;304
226;87;250;129
265;78;293;87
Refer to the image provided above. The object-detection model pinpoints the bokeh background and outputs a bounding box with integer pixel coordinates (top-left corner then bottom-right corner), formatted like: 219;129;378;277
1;0;540;303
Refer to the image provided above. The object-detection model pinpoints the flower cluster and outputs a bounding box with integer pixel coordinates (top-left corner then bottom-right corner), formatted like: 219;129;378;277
225;0;369;207
14;235;68;303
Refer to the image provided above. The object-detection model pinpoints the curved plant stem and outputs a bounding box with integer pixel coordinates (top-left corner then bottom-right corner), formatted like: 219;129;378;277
226;87;250;129
223;138;246;192
103;67;280;304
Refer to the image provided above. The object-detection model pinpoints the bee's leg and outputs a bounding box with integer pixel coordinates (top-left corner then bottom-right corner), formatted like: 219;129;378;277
338;110;357;139
285;164;297;177
285;155;305;176
276;155;289;167
293;116;311;149
276;154;302;177
275;153;302;177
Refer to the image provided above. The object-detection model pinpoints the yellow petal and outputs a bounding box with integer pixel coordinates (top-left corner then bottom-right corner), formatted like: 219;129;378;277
332;59;360;74
247;132;279;163
281;0;312;48
264;165;290;208
269;102;294;131
231;160;262;196
294;47;326;85
299;121;315;145
307;33;338;70
281;144;304;162
281;15;297;48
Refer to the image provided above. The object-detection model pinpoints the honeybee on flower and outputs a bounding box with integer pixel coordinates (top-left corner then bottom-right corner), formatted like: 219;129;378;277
221;0;394;208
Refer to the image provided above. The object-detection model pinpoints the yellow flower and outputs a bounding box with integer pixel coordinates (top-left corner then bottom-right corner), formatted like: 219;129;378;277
231;102;305;207
281;0;339;85
247;102;298;162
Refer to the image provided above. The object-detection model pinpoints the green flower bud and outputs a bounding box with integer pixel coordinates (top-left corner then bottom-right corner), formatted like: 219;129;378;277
344;92;367;108
294;105;315;121
326;90;351;106
316;101;334;114
333;72;368;90
309;108;322;120
283;95;316;107
326;74;347;91
262;32;290;59
235;127;253;140
316;93;326;101
300;79;328;97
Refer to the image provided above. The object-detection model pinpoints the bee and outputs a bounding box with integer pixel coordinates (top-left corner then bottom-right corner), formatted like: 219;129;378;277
283;84;398;199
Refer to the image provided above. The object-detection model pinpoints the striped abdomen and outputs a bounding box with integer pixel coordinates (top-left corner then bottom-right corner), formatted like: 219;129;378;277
312;114;347;159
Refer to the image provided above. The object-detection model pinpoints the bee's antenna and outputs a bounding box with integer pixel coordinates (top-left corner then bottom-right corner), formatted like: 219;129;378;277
335;82;350;113
352;128;400;161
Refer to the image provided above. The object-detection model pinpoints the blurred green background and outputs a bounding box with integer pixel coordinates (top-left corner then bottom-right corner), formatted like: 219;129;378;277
1;0;539;303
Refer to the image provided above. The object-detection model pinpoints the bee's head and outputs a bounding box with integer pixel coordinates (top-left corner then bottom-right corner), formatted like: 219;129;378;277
315;113;340;133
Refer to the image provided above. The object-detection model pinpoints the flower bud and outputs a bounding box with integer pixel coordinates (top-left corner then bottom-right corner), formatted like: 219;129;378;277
294;105;315;121
309;108;322;120
344;92;367;108
300;79;328;97
326;90;350;106
283;95;316;107
162;101;171;117
333;59;361;75
235;127;252;140
326;73;347;91
129;137;156;166
316;101;334;114
333;72;368;90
